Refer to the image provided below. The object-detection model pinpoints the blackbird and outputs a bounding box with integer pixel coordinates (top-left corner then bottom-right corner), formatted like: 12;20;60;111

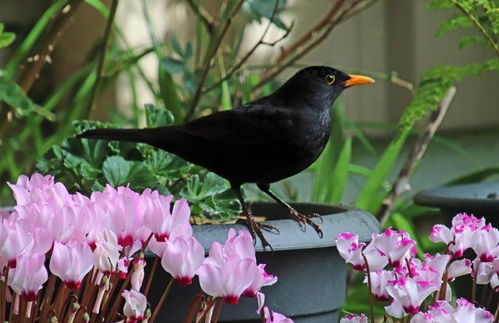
78;66;374;248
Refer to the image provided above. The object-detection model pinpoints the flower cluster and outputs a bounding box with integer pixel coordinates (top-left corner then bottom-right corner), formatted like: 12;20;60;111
336;213;498;322
0;173;287;322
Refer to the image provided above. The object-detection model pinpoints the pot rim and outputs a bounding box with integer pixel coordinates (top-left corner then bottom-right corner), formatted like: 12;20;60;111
190;201;378;252
414;182;499;212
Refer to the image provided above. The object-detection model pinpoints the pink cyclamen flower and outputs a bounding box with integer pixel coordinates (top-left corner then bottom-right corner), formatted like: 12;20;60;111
367;270;393;301
243;264;278;297
365;228;416;268
93;230;121;275
122;289;147;322
412;299;493;323
0;219;34;268
142;192;192;242
50;241;93;289
340;314;368;323
471;224;499;262
473;258;496;285
198;229;257;304
131;257;146;291
117;257;130;279
453;298;494;322
91;185;144;248
8;253;48;301
7;173;70;207
448;259;472;281
161;236;204;285
256;293;293;323
262;307;293;323
336;232;369;271
385;277;438;317
432;213;488;259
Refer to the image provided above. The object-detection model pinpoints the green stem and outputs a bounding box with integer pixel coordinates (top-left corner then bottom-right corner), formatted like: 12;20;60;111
362;253;375;323
86;0;120;117
184;0;245;122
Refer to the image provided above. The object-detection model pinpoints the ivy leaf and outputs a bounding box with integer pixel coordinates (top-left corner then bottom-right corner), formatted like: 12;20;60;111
145;103;174;127
180;172;228;201
102;156;131;187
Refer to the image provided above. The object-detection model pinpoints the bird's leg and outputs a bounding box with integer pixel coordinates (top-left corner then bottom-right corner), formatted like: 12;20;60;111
232;185;278;249
257;183;323;238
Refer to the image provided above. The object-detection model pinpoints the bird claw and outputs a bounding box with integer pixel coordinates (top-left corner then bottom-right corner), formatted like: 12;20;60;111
237;214;279;250
288;209;323;238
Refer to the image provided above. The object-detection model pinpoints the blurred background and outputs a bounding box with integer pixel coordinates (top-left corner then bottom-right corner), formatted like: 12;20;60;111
0;0;497;209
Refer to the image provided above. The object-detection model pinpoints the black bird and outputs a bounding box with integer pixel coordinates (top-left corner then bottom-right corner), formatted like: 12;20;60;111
78;66;374;247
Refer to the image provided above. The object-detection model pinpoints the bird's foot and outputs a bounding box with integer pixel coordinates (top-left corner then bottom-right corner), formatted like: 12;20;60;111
288;208;323;238
237;213;279;250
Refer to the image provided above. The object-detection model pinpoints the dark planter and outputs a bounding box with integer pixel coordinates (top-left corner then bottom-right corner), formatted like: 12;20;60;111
147;201;379;322
414;182;499;227
414;182;499;309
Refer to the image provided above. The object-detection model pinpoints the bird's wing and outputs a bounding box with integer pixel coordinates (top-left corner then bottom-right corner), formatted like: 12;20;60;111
174;104;293;145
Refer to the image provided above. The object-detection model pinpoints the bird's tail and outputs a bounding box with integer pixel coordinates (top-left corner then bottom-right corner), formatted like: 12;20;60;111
77;127;160;145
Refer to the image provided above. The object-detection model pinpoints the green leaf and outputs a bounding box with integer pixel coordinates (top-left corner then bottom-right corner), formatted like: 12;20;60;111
436;15;473;36
458;35;488;48
102;156;131;186
170;36;184;58
127;162;157;189
356;130;409;212
427;0;454;9
328;137;352;203
145;103;175;127
158;60;183;122
160;57;185;74
0;31;15;48
217;53;232;110
244;0;289;30
180;172;228;202
0;75;55;120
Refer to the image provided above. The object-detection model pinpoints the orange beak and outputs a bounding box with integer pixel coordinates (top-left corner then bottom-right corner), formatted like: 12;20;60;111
343;74;375;88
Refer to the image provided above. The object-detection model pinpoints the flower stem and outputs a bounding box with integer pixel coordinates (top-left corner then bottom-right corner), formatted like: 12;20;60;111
40;274;57;320
53;284;68;320
472;270;478;303
143;257;159;297
362;253;375;323
494;300;499;322
0;266;9;321
183;293;204;323
212;298;224;323
149;277;174;323
104;267;135;323
196;297;217;323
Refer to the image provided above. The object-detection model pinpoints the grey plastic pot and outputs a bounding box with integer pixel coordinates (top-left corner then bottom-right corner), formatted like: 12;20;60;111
146;201;379;323
414;182;499;227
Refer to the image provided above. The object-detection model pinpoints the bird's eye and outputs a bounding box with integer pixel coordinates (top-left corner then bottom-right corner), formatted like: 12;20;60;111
324;74;335;85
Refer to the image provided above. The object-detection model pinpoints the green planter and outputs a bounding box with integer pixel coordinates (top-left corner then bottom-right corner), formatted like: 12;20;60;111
147;201;379;322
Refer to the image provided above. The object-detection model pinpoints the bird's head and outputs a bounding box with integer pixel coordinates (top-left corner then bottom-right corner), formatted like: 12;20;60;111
274;66;375;110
